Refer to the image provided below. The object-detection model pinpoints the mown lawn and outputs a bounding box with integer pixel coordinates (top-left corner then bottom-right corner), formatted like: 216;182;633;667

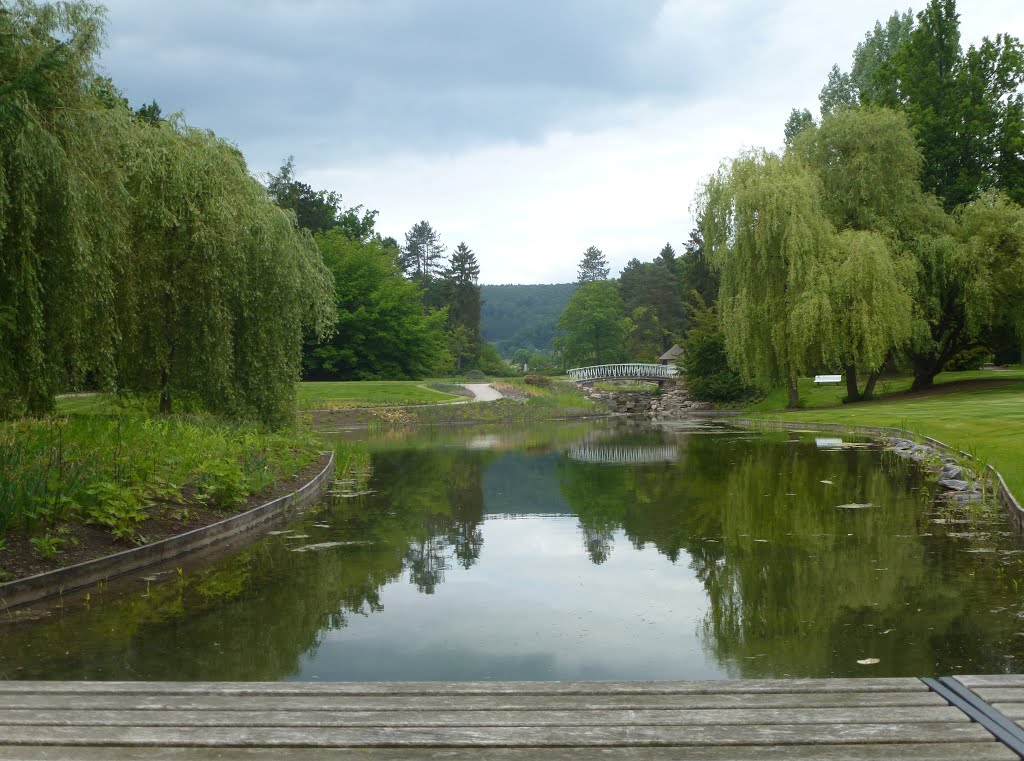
754;368;1024;498
297;381;464;409
750;368;1024;411
56;382;468;415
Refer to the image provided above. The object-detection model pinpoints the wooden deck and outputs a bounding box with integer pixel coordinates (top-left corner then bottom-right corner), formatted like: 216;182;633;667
1;677;1023;759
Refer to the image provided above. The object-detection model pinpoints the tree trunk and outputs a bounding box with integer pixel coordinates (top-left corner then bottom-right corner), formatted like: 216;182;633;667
912;326;963;391
910;370;935;392
159;359;173;415
844;364;859;401
910;355;938;392
26;388;55;418
863;370;881;399
786;376;800;409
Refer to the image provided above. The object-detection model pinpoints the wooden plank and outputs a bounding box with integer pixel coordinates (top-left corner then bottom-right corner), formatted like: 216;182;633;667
0;706;968;728
0;721;995;747
970;689;1024;705
992;702;1024;721
956;676;1024;689
0;678;928;696
0;690;950;712
0;743;1017;761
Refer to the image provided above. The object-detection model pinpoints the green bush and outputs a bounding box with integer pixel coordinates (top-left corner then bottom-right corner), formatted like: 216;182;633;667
85;481;149;540
681;297;760;403
477;343;510;376
196;459;249;509
947;345;995;371
523;374;553;386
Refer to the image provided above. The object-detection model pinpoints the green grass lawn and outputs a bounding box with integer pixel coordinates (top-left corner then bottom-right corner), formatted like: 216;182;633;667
56;382;468;415
54;394;108;414
753;368;1024;498
750;368;1024;411
296;381;464;410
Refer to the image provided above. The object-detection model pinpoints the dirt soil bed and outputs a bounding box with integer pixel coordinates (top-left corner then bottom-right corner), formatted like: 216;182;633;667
0;451;331;584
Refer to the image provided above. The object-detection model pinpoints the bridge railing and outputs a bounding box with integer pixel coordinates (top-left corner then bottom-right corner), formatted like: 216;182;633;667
566;363;678;382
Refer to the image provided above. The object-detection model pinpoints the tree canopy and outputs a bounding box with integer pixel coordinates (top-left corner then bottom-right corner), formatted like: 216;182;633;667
556;280;628;367
819;0;1024;209
305;230;450;380
699;150;835;406
0;0;335;425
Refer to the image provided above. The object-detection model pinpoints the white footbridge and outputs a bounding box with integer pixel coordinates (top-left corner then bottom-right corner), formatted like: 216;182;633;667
567;363;678;384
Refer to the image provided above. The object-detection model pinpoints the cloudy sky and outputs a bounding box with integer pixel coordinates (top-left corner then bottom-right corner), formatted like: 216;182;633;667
96;1;1023;284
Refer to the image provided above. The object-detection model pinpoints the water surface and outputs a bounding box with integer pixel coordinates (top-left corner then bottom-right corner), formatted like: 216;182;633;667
3;421;1022;681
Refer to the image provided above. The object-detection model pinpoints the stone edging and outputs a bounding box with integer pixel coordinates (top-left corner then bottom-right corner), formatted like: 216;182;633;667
0;451;336;612
735;419;1024;532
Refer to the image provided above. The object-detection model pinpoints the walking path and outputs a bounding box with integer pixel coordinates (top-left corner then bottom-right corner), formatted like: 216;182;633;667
3;676;1024;758
462;383;503;402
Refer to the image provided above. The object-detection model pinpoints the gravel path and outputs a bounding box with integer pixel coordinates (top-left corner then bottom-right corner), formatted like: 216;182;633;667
462;383;504;402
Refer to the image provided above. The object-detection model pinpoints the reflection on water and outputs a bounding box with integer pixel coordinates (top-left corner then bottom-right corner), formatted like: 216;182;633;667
3;420;1023;681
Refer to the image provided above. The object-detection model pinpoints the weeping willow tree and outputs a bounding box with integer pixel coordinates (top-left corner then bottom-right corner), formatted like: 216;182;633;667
699;109;949;406
115;120;335;427
0;1;335;426
0;2;129;416
790;107;921;399
793;106;1024;391
697;151;835;407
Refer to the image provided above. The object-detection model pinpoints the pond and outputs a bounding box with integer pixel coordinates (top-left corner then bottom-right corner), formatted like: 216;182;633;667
3;420;1023;681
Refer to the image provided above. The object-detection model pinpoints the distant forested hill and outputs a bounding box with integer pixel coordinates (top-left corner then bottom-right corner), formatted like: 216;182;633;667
480;283;576;356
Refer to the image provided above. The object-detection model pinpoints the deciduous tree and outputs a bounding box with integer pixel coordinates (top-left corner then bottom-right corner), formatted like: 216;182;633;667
864;0;1024;208
117;120;335;426
698;151;834;407
266;157;342;234
0;0;126;416
789;107;920;397
556;281;627;367
306;230;450;380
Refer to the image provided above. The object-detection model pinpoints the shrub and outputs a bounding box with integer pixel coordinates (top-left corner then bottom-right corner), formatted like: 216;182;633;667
523;374;553;386
477;343;510;376
681;297;760;403
195;459;249;509
85;481;149;540
947;346;994;371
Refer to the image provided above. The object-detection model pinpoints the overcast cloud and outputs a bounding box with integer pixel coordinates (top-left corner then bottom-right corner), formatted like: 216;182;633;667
97;0;1024;283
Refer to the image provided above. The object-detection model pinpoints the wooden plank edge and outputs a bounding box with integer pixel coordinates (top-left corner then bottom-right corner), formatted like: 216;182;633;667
0;678;930;696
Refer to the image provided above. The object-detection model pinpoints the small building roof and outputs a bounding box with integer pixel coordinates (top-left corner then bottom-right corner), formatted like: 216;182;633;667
659;344;683;363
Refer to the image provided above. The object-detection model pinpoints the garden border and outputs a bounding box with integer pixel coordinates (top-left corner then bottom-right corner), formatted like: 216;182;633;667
735;419;1024;532
0;451;335;612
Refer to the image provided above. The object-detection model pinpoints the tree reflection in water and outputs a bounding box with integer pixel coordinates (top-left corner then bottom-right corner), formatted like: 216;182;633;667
3;423;1023;681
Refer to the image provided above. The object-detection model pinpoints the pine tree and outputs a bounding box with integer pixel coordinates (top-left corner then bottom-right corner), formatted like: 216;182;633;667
400;221;447;283
576;245;609;283
442;242;482;368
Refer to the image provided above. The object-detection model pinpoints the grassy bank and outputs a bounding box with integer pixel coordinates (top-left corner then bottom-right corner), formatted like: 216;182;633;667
56;382;467;416
309;378;605;429
0;413;324;578
752;369;1024;498
297;381;464;410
